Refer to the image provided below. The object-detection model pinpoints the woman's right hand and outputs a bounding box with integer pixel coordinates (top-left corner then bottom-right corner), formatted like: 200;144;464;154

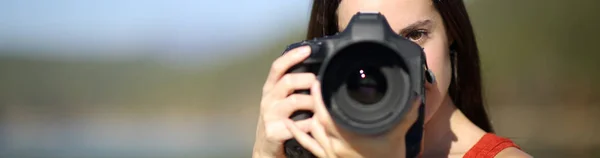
253;46;318;158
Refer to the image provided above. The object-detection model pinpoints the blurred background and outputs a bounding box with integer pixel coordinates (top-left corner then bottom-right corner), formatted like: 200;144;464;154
0;0;598;157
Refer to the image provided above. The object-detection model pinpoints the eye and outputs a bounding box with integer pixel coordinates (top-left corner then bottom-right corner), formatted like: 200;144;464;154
405;30;429;42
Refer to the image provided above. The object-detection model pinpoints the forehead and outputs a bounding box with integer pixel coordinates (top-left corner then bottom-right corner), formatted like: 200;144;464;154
337;0;436;30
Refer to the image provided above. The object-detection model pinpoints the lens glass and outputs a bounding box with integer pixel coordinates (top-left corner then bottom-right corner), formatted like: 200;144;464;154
346;66;387;105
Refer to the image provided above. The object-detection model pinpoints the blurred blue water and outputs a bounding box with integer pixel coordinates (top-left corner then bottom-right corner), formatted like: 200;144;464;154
0;113;255;158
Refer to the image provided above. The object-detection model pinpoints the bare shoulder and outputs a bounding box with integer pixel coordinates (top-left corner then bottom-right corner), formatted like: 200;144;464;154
494;147;533;158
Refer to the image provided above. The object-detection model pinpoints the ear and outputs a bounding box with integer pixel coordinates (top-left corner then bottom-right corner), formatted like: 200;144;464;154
449;41;457;56
448;38;456;50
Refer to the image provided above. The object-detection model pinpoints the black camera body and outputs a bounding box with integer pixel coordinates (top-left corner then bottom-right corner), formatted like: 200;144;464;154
282;12;426;158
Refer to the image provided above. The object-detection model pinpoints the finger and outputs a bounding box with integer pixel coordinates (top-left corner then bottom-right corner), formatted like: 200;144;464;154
310;117;336;158
264;118;314;142
329;138;352;158
267;73;317;100
405;97;422;124
263;94;316;121
263;46;311;94
310;82;340;136
294;118;315;133
394;97;423;137
284;119;327;158
330;138;343;156
278;94;316;116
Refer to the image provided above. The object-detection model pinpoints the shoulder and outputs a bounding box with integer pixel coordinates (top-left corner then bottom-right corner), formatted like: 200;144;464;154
464;133;532;158
495;147;533;158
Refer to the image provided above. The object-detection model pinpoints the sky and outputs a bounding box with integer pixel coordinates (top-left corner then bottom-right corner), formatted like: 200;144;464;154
0;0;312;61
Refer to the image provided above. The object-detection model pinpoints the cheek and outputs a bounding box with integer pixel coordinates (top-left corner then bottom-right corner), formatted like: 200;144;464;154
422;37;452;124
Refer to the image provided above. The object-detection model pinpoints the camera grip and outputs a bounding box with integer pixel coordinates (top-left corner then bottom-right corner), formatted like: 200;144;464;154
281;39;325;158
283;61;319;158
286;63;317;121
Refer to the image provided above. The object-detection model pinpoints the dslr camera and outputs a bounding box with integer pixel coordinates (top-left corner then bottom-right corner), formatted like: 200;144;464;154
282;12;430;158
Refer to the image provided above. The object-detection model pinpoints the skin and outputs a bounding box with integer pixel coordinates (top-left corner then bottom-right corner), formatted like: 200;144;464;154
253;0;533;157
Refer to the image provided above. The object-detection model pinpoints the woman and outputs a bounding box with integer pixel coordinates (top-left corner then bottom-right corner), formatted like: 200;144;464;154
253;0;532;157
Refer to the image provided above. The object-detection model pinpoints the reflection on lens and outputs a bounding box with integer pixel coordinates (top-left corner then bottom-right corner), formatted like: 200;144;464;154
346;67;387;105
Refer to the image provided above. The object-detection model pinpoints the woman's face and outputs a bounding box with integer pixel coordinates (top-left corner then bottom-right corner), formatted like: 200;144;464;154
337;0;452;124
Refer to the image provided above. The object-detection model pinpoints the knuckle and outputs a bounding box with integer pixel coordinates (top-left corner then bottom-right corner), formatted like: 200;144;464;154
259;114;268;123
287;94;297;104
308;74;318;84
298;94;314;105
271;60;286;74
299;73;316;81
307;73;317;80
261;115;276;127
281;74;294;86
288;94;312;107
260;99;275;113
317;115;330;126
262;84;273;95
262;99;279;112
331;141;347;156
263;124;282;141
259;97;270;107
261;85;270;95
259;102;269;114
263;127;276;140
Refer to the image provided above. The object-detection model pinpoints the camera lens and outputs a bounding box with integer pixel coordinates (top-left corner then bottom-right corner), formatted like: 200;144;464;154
346;67;387;105
320;41;414;135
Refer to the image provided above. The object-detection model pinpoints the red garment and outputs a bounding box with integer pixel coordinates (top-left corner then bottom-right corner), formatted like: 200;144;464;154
463;133;521;158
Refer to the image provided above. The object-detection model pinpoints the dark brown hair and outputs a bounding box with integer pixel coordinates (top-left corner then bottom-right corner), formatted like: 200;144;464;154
306;0;494;132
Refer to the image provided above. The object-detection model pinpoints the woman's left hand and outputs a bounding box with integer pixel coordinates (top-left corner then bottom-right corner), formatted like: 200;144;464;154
284;81;422;158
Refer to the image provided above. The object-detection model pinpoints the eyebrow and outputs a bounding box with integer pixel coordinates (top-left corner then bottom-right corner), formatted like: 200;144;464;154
398;19;433;35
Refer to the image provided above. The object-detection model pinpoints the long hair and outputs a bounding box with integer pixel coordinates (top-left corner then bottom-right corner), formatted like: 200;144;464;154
284;0;495;157
305;0;494;133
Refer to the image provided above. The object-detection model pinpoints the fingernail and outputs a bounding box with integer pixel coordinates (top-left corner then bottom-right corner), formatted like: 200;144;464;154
294;46;310;58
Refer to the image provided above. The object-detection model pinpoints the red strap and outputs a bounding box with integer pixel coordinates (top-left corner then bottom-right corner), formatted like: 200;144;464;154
463;133;521;158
